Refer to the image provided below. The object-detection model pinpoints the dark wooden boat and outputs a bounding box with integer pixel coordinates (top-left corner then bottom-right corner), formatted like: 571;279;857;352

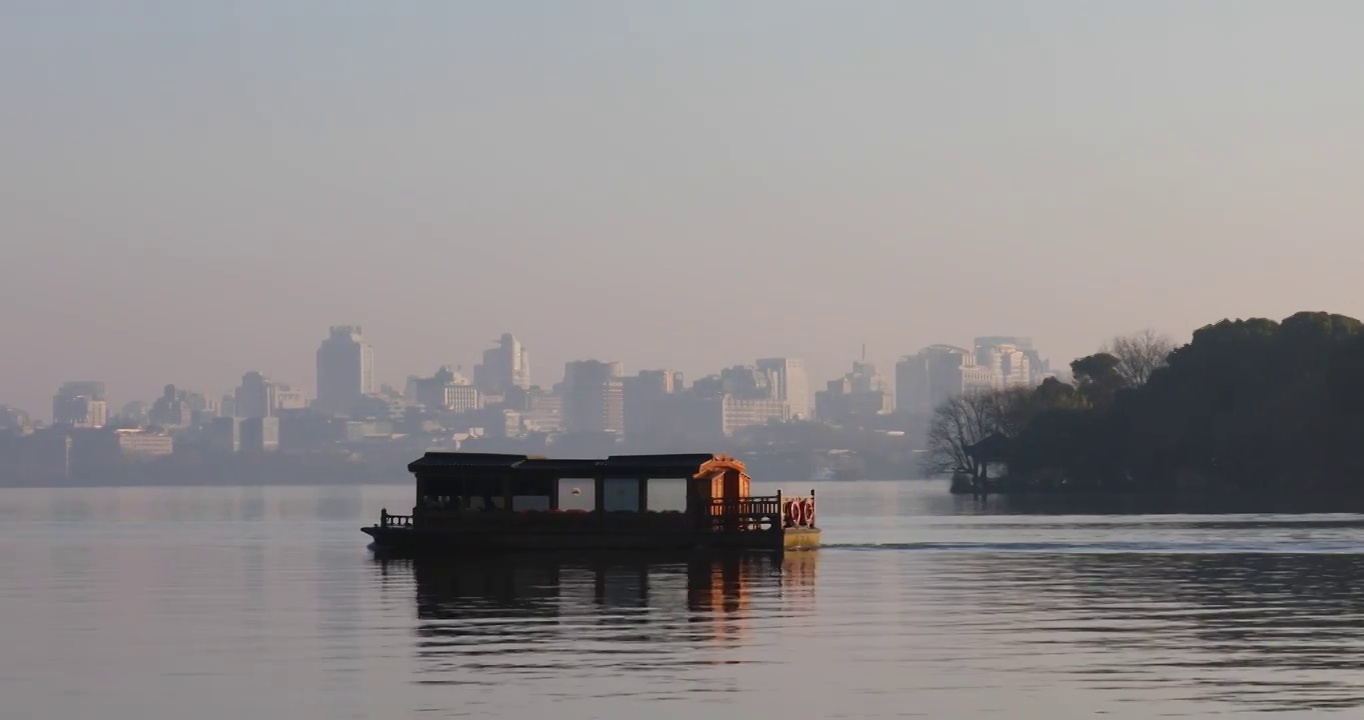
362;452;820;554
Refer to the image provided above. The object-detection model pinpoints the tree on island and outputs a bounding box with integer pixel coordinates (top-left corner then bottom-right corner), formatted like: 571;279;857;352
921;392;999;481
925;311;1364;496
1102;329;1176;388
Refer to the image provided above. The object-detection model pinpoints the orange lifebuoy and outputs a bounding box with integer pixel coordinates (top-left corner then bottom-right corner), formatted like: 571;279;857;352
786;499;802;527
803;498;816;527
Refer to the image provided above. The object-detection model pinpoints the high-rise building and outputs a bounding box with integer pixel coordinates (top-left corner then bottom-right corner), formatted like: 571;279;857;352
815;361;894;422
756;358;810;420
411;366;481;412
975;343;1032;388
115;429;174;457
515;388;561;433
474;333;531;395
662;394;791;442
274;386;308;412
210;417;242;453
118;401;149;425
52;382;107;428
241;416;281;453
235;371;276;419
561;360;625;434
316;325;374;416
622;369;679;444
0;405;32;433
974;336;1050;383
149;385;194;427
895;346;996;415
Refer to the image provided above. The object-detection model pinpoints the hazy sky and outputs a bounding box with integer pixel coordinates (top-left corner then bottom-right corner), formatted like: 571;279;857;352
5;1;1364;416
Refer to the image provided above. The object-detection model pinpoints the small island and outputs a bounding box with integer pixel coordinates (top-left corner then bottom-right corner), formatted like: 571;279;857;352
926;311;1364;498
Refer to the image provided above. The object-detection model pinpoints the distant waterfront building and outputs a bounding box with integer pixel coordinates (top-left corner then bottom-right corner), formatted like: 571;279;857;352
412;366;481;412
474;333;531;396
662;394;791;442
241;416;280;453
719;396;791;436
481;409;523;439
210;417;242;453
561;360;625;434
622;369;681;444
815;361;894;422
235;371;276;419
22;429;73;477
975;343;1032;388
895;346;996;415
974;336;1050;384
756;358;810;420
0;405;32;433
175;390;216;425
315;325;374;416
517;387;563;433
150;385;194;428
115;429;174;458
118;401;149;425
670;361;795;439
274;386;308;412
52;382;107;428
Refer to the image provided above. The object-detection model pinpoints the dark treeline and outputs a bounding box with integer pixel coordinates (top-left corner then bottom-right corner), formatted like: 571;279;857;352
927;311;1364;495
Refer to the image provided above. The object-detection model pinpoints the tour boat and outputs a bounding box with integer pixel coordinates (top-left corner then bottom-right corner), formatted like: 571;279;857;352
362;452;820;554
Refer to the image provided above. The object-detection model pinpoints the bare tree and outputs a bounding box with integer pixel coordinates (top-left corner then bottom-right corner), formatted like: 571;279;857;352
1102;329;1176;388
921;390;1004;479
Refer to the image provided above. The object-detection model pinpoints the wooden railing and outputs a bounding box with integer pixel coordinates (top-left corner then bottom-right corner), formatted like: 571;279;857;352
709;495;781;517
377;491;814;533
379;509;413;528
708;494;783;533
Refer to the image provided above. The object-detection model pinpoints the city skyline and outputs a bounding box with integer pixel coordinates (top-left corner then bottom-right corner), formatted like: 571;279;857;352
0;323;1068;422
6;4;1362;420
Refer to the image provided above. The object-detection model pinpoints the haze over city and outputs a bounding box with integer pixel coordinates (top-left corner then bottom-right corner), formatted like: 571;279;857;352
14;4;1364;720
5;1;1364;415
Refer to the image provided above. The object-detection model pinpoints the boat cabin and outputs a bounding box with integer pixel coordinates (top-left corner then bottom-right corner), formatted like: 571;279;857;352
367;452;819;551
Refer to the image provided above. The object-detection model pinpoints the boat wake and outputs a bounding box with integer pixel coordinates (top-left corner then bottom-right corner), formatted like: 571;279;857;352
816;540;1364;554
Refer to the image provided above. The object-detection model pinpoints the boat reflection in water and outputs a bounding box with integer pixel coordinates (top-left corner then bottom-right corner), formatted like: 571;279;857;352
374;551;817;688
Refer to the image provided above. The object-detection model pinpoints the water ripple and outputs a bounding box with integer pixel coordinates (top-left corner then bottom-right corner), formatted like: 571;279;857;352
7;483;1364;718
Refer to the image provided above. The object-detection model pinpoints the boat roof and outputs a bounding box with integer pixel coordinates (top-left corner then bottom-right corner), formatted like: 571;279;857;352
407;452;741;478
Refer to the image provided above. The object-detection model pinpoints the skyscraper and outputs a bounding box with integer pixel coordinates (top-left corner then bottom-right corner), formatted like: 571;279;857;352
315;325;374;416
974;336;1050;383
561;360;625;434
622;369;679;444
815;361;893;422
52;381;107;427
473;333;531;396
755;358;810;420
235;371;276;419
895;345;996;415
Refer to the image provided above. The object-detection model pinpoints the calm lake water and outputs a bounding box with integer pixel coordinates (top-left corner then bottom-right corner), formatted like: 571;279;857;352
4;480;1364;718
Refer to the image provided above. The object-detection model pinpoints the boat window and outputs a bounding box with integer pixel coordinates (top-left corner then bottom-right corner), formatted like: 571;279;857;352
645;478;687;512
421;495;454;508
559;483;594;511
512;495;549;511
467;495;506;511
602;478;639;512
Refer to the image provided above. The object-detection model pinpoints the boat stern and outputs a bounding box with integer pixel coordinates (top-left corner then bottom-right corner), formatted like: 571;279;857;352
782;526;821;550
